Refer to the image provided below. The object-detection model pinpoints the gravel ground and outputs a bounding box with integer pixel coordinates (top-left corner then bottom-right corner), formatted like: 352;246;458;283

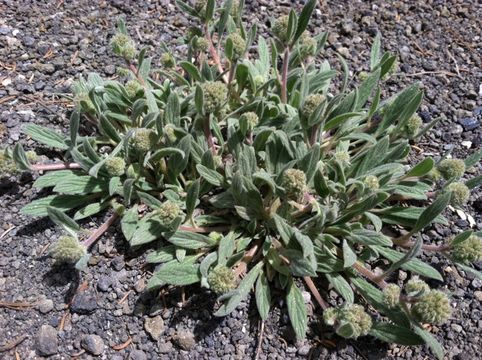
0;0;481;359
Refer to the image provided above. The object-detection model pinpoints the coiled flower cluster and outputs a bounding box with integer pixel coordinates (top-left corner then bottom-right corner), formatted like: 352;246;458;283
104;157;126;177
451;235;482;264
111;33;136;61
131;129;158;153
411;290;451;324
51;236;86;264
323;304;372;339
282;168;306;201
201;81;228;113
437;158;465;180
302;93;325;118
156;200;181;225
208;266;236;294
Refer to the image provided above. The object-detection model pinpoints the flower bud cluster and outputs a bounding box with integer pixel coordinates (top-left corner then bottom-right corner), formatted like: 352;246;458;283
323;304;372;339
451;235;482;264
282;168;307;201
104;157;126;177
382;284;401;308
51;236;86;264
404;114;422;139
447;182;470;207
411;290;451;325
131;129;158;153
437;158;465;180
111;33;136;61
240;111;259;131
364;175;379;192
201;81;228;113
208;266;236;294
302;93;325;118
125;80;143;98
226;32;246;59
161;53;176;68
156;200;181;224
272;15;290;44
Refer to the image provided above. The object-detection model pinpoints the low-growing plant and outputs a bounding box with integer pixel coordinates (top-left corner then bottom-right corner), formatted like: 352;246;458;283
8;0;482;357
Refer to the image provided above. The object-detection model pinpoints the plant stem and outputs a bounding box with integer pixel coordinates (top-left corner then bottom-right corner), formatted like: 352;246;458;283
227;60;237;86
399;241;450;252
82;212;119;249
309;123;320;146
30;162;81;171
205;23;228;83
234;239;262;276
281;47;290;103
353;262;388;289
303;276;328;310
203;116;216;155
179;225;231;233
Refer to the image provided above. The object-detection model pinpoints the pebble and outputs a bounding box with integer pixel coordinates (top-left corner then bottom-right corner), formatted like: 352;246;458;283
459;118;479;131
173;330;196;350
71;293;98;314
144;315;165;340
451;324;463;333
36;325;58;356
81;334;105;355
298;344;311;356
97;275;113;292
474;291;482;301
158;341;174;353
129;349;148;360
37;299;54;314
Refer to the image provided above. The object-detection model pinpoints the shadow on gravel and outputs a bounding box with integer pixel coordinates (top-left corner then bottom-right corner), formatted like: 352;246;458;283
42;263;81;304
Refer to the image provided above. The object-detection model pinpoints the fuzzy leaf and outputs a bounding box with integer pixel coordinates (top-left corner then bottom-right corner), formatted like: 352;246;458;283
168;231;217;249
24;124;68;150
255;272;271;320
147;258;201;289
369;322;424;345
286;278;308;340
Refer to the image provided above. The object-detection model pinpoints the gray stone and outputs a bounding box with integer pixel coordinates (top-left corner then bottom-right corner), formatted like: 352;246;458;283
129;349;147;360
173;330;196;350
158;341;173;353
451;324;463;333
37;299;54;314
71;293;97;314
474;291;482;301
144;315;165;340
298;344;311;356
105;65;116;75
97;275;113;292
36;325;58;356
81;334;105;355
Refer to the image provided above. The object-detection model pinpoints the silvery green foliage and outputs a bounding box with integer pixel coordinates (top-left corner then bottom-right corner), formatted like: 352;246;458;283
12;0;482;357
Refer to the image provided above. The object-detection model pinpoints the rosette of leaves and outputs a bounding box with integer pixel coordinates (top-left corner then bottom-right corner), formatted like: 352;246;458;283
11;1;482;358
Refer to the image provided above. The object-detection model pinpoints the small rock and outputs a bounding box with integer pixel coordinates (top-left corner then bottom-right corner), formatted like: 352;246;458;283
111;256;125;271
71;293;98;314
451;124;464;135
32;63;55;74
337;47;350;58
38;299;54;314
129;350;147;360
36;325;58;356
134;278;146;293
158;341;173;353
144;315;165;340
298;344;311;356
105;64;116;75
97;275;113;292
301;291;311;304
173;330;196;350
451;324;463;333
81;334;105;356
23;36;35;47
459;118;479;131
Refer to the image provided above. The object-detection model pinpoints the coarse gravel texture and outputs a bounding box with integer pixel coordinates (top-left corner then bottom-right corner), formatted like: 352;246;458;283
1;0;481;359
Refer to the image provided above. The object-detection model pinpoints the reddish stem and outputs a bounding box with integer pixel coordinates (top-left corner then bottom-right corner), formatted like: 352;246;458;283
205;24;228;83
281;48;290;103
81;212;119;248
234;239;262;276
203;117;216;155
303;276;328;310
353;262;388;289
179;225;231;233
399;241;450;252
30;163;81;171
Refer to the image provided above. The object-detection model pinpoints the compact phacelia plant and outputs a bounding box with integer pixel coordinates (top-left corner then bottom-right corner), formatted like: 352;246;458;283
7;0;482;358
